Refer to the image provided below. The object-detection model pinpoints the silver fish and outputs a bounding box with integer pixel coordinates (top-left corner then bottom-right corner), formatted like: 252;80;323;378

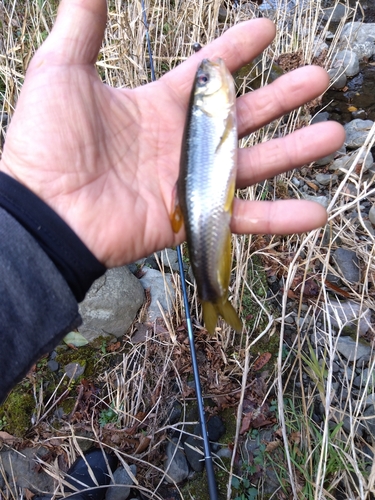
172;58;242;334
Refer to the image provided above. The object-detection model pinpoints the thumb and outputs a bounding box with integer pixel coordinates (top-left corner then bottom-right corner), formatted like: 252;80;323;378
38;0;107;65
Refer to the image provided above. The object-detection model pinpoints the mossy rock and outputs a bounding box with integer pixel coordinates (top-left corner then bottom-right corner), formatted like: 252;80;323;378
0;391;35;437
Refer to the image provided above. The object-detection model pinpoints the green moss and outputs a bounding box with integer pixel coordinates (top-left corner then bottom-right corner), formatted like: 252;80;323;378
0;391;35;437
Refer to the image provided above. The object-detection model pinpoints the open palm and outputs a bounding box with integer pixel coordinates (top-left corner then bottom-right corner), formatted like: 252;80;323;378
0;0;345;267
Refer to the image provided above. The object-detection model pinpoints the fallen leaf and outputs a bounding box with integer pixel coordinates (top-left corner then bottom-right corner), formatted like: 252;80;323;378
305;180;319;191
134;435;151;454
63;331;89;347
252;352;272;371
0;431;18;444
265;440;281;453
24;488;34;500
107;341;121;352
348;105;358;112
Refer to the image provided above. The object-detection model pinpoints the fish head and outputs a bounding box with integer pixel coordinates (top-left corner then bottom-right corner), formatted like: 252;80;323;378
193;58;235;116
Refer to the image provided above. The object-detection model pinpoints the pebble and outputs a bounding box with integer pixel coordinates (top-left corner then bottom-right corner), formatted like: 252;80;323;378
315;173;338;186
336;336;372;363
344;119;374;149
164;438;189;484
328;67;347;89
140;268;175;322
326;299;372;336
183;432;204;472
369;205;375;225
332;248;360;284
105;464;137;500
322;3;348;22
64;362;85;380
47;360;59;372
331;49;359;77
329;150;374;174
302;194;329;208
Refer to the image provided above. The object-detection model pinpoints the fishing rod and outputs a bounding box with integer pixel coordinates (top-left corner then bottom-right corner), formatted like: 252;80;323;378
140;2;218;499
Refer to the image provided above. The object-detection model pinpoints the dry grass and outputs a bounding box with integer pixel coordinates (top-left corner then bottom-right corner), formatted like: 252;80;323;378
1;0;375;499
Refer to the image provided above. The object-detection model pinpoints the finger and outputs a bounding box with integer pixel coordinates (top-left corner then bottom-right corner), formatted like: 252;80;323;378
237;65;330;137
231;200;327;235
162;18;276;96
38;0;107;65
236;121;345;188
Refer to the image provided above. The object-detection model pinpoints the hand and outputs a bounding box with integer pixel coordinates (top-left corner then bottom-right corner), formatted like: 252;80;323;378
0;0;345;268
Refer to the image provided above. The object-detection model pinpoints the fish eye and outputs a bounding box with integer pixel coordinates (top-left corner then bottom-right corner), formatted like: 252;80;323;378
197;74;209;85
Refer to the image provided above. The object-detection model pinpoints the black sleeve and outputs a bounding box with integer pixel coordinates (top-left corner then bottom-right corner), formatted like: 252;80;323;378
0;173;107;402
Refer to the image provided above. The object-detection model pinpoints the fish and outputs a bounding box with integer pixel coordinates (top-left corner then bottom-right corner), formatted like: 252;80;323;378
171;58;242;335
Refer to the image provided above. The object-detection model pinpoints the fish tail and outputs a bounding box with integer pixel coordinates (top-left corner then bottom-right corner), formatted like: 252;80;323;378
202;297;242;335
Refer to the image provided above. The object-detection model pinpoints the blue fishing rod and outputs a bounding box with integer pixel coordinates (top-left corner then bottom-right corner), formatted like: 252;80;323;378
141;2;218;499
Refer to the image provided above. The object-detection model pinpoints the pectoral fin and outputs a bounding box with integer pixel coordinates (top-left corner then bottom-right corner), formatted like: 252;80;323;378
170;184;184;233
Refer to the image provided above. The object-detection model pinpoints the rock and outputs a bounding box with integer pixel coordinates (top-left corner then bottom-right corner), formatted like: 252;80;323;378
322;3;349;22
315;173;338;186
78;267;144;341
339;22;375;60
218;6;227;22
331;49;359;77
326;299;371;336
0;447;54;493
311;112;329;124
164;438;189;484
301;194;329;208
158;248;180;273
315;152;336;167
47;360;59;372
106;464;136;500
344;119;374;148
352;368;375;389
329;150;374;174
336;336;372;363
64;361;85;380
332;248;360;283
369;205;375;225
328;67;347;89
362;220;375;236
183;432;204;472
207;415;226;442
140;268;175;322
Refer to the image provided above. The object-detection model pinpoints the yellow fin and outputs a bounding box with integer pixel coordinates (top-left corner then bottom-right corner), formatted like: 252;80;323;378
217;227;232;293
223;175;236;214
170;184;184;233
202;301;219;335
216;297;242;333
202;297;242;335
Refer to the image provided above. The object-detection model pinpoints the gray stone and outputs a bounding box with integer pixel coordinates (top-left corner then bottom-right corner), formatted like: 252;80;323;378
315;173;338;186
47;360;59;372
64;362;85;380
157;248;180;273
362;220;375;236
139;268;175;321
369;205;375;226
332;248;360;284
339;22;375;60
336;336;372;362
164;438;189;484
331;49;359;77
0;447;54;493
311;112;329;124
78;267;144;341
329;150;374;174
328;67;347;89
344;119;374;148
326;299;371;336
183;434;204;472
322;3;349;22
301;194;329;208
314;152;336;167
105;464;136;500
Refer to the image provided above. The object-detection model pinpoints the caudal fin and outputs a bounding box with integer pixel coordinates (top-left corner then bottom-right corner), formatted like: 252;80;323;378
202;297;242;335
